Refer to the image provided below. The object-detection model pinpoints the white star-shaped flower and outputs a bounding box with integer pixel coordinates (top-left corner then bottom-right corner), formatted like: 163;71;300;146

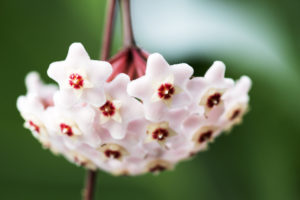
98;73;144;139
221;76;252;130
47;43;112;107
17;72;57;147
187;61;234;117
44;104;101;148
17;94;49;146
183;114;222;152
127;53;193;121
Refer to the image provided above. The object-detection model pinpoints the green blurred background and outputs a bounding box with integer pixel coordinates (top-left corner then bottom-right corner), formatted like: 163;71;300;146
0;0;299;199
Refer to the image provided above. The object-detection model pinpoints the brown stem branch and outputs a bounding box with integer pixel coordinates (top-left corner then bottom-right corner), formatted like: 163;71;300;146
83;170;97;200
101;0;117;60
121;0;136;47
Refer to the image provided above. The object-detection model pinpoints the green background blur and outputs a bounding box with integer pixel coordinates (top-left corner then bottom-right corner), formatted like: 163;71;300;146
0;0;299;199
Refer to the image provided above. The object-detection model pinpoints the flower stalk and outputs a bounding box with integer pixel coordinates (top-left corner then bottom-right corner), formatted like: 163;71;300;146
121;0;136;47
83;170;97;200
101;0;117;60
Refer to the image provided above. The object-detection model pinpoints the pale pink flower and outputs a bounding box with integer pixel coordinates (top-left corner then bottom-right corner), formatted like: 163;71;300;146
182;114;222;153
44;104;101;148
127;53;193;121
47;43;112;107
17;72;57;147
187;61;234;118
25;71;58;108
221;76;252;130
17;94;49;147
98;73;144;139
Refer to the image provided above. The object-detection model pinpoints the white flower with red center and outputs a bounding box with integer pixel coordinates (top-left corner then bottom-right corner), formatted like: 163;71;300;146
44;104;101;148
99;100;122;123
23;115;49;147
151;75;182;106
127;53;193;121
99;74;143;139
183;114;222;152
192;126;218;149
145;121;176;147
98;143;129;161
17;73;55;147
25;72;58;108
123;108;189;167
221;76;252;130
23;116;47;138
145;159;173;174
187;61;234;117
47;43;112;107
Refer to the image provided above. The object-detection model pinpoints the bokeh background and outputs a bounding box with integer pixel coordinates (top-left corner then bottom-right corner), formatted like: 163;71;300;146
0;0;299;199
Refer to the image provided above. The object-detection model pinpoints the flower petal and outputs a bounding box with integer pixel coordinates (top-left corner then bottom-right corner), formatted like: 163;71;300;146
204;61;226;81
146;53;169;80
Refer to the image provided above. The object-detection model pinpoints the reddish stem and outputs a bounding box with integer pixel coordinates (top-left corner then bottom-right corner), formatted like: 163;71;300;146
107;53;128;81
121;0;136;47
132;48;146;77
83;170;97;200
108;48;129;64
101;0;117;60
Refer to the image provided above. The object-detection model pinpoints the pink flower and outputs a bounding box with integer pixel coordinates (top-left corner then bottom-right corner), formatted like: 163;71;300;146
44;104;101;148
182;114;222;153
221;76;252;130
127;53;193;121
47;43;112;107
17;72;57;147
187;61;234;118
17;94;49;147
98;73;144;139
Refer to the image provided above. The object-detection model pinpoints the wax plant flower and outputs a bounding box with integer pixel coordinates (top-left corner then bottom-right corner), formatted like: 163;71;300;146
16;0;252;200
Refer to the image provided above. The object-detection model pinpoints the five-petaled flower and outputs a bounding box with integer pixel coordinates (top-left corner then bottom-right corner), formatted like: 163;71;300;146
99;74;143;139
222;76;251;130
187;61;234;117
145;121;176;147
146;159;173;174
127;53;193;121
98;143;129;161
47;43;112;107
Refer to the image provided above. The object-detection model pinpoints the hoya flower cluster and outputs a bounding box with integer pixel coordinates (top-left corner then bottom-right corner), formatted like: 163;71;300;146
17;43;251;175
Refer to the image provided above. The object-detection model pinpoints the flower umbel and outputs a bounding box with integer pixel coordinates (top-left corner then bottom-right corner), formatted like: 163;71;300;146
17;43;252;176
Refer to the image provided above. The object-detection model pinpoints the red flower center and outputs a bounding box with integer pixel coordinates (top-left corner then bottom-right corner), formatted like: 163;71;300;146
104;150;121;159
149;165;166;173
152;128;169;141
99;101;115;117
60;123;74;137
69;73;84;89
158;83;175;100
198;130;213;143
230;109;241;120
29;120;40;133
207;93;221;108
